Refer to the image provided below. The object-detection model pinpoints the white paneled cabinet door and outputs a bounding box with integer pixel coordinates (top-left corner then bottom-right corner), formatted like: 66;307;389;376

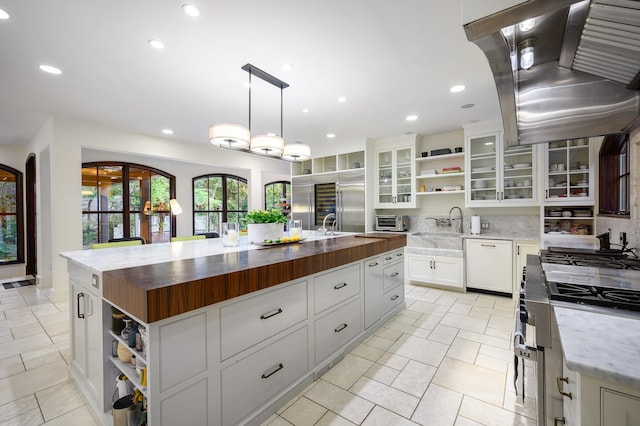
84;290;102;406
364;256;383;329
70;281;87;378
465;239;513;294
431;256;463;288
375;145;416;208
407;255;433;283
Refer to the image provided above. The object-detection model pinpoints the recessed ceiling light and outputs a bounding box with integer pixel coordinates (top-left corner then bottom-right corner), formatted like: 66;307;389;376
0;8;9;20
338;97;347;103
148;39;165;49
38;64;62;75
450;85;465;93
181;4;201;17
406;115;418;121
281;64;293;71
327;133;336;139
461;103;475;109
302;108;310;113
162;129;174;135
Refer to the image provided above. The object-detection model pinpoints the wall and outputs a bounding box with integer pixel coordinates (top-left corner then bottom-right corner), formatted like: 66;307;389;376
596;127;640;250
23;117;290;302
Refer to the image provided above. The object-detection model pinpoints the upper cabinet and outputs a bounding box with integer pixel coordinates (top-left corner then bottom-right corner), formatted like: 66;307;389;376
543;138;595;204
373;134;417;209
291;151;364;177
465;129;539;207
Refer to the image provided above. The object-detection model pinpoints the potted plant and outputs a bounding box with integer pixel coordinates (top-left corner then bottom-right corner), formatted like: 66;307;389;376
246;209;288;243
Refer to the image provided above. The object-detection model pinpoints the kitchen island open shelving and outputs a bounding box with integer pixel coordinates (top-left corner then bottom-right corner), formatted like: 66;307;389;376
61;232;406;426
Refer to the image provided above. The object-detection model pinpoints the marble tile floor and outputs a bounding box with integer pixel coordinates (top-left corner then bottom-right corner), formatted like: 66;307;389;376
264;284;537;426
0;278;536;426
0;277;95;425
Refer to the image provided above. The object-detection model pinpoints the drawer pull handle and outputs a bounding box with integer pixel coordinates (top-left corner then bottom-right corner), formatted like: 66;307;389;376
77;292;85;319
396;253;403;257
391;294;399;300
368;262;379;267
554;417;566;425
390;272;399;277
334;282;348;290
334;323;348;333
260;308;283;320
386;256;393;261
481;244;496;248
556;376;573;399
261;363;284;379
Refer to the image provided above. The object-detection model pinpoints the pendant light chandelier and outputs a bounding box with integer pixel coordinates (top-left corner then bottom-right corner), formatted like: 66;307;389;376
209;63;310;161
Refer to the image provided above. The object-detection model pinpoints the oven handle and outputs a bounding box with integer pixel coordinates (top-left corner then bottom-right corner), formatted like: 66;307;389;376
514;312;537;362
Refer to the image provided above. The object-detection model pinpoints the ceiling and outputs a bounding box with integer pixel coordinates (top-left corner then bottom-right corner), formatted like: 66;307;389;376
0;0;501;154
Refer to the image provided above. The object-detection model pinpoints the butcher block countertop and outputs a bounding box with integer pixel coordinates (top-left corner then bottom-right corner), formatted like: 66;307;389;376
62;233;406;323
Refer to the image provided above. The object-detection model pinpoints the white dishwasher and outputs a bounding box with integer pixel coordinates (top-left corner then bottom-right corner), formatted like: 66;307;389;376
465;238;513;295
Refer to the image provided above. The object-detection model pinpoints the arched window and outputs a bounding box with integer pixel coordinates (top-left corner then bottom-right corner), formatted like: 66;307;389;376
265;180;291;217
193;174;248;233
0;164;23;264
598;134;630;217
81;162;176;248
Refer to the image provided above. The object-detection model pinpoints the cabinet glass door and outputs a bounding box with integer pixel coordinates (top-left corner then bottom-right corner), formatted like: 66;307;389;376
468;134;498;202
547;138;591;200
502;144;534;202
395;147;412;204
378;150;394;205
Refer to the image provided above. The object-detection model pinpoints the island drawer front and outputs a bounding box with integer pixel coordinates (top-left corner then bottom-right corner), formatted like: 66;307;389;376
221;326;309;426
220;280;308;360
383;262;404;291
315;298;362;363
383;285;405;315
314;263;361;314
383;248;404;265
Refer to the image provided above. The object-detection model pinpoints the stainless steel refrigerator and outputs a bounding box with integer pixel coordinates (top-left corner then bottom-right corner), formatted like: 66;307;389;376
291;171;365;233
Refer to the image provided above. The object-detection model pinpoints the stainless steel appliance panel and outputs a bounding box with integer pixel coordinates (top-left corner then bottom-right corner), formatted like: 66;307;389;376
337;171;365;233
291;176;314;230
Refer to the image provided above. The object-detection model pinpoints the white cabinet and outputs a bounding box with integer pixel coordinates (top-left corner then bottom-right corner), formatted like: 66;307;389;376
315;298;361;363
407;254;463;290
465;130;538;206
544;138;595;203
363;255;383;329
513;241;538;292
374;138;417;208
291;150;364;176
314;263;360;314
465;239;513;295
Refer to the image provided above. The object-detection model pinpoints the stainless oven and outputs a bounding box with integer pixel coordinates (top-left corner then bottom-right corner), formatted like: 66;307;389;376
375;215;408;232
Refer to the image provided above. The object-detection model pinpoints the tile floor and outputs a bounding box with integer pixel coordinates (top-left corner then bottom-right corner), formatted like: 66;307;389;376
0;278;536;425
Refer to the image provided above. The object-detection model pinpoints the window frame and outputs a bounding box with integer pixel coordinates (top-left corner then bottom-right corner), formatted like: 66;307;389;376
264;180;291;215
0;164;24;265
81;162;176;247
192;174;248;234
598;134;630;218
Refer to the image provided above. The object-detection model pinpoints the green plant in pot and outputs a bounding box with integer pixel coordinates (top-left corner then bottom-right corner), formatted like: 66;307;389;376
246;209;287;243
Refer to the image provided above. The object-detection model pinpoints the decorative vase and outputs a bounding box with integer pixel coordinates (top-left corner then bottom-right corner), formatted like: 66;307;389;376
117;342;132;363
247;223;284;244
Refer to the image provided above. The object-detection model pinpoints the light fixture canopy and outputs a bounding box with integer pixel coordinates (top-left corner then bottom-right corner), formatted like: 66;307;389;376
209;123;250;149
282;142;311;161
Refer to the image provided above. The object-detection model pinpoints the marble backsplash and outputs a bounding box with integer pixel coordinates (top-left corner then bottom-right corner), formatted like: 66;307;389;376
406;214;539;249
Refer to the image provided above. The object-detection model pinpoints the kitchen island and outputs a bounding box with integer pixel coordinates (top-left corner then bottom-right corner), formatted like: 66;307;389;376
60;233;406;426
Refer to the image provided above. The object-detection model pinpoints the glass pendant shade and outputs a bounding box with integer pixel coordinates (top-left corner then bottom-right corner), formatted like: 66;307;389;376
250;135;284;156
209;123;250;149
282;143;311;161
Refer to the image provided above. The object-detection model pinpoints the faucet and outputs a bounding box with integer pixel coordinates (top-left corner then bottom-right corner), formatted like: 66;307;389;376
448;206;463;233
320;212;336;235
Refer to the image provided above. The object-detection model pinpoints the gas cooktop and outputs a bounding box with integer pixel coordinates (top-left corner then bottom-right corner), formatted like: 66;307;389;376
541;252;640;271
547;281;640;312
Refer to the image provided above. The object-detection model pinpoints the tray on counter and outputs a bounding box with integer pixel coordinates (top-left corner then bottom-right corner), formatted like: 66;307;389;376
253;238;306;247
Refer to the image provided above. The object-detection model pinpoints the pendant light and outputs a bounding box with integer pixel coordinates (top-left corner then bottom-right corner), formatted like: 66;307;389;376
282;142;311;161
209;123;250;149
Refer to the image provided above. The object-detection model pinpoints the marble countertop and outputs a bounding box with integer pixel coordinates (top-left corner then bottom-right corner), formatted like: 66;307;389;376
554;306;640;388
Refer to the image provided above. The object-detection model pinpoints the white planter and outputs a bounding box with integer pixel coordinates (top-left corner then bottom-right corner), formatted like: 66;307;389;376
247;223;284;244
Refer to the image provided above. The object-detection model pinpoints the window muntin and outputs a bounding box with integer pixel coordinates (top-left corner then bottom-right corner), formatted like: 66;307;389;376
193;174;248;234
265;181;291;217
0;165;23;264
82;163;175;248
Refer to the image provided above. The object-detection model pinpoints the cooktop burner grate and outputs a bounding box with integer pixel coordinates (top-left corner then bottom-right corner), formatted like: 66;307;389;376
548;281;640;312
541;252;640;270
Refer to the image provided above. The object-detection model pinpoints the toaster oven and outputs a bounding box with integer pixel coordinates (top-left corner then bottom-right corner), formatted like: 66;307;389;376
375;215;408;231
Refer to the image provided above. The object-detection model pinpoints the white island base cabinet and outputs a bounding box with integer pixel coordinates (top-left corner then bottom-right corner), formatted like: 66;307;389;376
89;250;405;426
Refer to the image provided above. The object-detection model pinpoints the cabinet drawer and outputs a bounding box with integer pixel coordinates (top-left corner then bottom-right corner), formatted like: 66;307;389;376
383;285;404;315
314;264;360;314
383;249;404;265
220;280;308;360
221;326;308;426
315;298;361;363
383;262;404;291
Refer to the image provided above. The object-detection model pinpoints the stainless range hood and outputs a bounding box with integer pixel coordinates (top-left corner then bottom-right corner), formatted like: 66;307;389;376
463;0;640;146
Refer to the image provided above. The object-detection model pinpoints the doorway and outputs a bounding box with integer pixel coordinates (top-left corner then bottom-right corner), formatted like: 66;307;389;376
25;154;36;276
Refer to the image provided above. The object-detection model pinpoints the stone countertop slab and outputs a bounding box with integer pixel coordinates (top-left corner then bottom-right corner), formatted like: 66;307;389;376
554;306;640;388
405;246;463;258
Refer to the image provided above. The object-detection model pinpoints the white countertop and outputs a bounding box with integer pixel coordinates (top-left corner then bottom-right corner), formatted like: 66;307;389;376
554;306;640;388
60;231;354;274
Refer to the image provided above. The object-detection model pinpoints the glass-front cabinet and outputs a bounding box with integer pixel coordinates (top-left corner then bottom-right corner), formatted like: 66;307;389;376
375;145;416;208
465;131;537;206
544;138;595;203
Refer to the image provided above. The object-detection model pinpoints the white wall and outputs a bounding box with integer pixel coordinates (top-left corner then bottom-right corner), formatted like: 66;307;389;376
25;117;290;302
